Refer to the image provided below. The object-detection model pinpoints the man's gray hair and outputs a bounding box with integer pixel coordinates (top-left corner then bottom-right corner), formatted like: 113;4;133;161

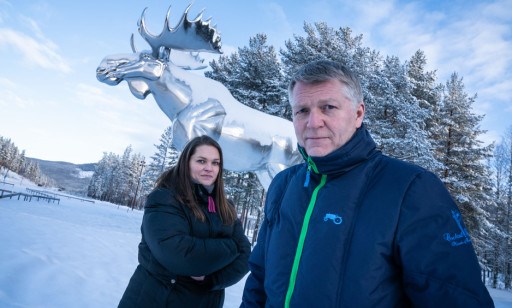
288;60;363;107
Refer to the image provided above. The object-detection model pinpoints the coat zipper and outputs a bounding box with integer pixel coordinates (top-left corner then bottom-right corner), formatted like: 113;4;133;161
284;157;326;308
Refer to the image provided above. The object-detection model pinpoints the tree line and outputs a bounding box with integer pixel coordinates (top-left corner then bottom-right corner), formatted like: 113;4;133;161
0;136;53;186
86;23;511;288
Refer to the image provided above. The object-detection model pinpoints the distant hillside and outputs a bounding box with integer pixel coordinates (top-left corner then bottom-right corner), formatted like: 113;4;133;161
28;158;96;196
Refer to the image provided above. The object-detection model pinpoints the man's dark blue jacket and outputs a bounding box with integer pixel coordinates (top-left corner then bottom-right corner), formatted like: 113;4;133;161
241;126;493;307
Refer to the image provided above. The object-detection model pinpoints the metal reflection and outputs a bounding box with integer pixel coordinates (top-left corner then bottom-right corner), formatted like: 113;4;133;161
96;3;301;188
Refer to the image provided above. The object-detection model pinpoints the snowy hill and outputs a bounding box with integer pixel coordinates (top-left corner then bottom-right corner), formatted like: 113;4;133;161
28;158;96;195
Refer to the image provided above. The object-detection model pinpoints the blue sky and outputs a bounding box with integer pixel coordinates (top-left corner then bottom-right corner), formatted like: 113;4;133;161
1;0;511;164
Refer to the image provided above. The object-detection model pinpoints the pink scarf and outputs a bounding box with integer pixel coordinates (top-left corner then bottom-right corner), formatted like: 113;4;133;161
208;196;216;213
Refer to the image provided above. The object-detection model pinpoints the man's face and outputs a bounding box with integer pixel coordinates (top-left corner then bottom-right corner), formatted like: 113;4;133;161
291;79;365;157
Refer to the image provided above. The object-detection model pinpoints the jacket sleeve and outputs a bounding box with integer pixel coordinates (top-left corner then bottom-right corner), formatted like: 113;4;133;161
208;219;251;290
396;171;494;307
142;190;238;277
240;218;268;307
241;168;297;307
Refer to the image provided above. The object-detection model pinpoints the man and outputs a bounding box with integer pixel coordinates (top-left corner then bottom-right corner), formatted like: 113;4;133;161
241;60;493;307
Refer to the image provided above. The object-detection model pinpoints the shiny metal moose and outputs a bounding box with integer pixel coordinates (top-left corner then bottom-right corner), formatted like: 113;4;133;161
96;4;302;188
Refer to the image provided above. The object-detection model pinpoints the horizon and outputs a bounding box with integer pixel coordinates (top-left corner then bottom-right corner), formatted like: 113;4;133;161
1;0;511;164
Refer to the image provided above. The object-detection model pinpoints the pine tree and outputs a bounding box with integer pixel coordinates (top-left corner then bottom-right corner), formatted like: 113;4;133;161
504;127;512;288
141;126;180;197
114;146;134;204
281;23;369;83
129;153;146;209
487;140;510;287
484;126;512;288
0;136;45;185
224;170;264;237
88;152;120;202
207;34;290;119
88;152;111;200
0;137;11;168
17;150;27;174
369;55;440;171
207;52;241;89
437;73;494;235
406;50;445;173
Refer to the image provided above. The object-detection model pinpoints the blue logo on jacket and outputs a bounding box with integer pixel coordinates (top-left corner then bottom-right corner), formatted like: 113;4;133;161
443;210;471;246
323;213;342;225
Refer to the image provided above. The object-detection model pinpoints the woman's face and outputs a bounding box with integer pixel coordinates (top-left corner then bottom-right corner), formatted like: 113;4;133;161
189;145;221;187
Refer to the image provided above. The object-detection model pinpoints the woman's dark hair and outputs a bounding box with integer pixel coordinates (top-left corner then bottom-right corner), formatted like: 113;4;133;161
154;135;237;225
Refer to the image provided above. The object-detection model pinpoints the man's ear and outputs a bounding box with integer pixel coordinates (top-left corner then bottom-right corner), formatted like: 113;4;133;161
356;102;365;127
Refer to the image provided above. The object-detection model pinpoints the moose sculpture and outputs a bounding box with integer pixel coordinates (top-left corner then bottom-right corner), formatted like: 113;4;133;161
96;4;301;188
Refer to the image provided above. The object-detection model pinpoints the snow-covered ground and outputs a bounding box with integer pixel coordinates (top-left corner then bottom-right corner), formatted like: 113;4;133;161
0;172;511;307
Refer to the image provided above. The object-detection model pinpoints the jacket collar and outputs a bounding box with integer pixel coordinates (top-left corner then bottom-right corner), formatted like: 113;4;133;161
299;124;379;177
194;183;214;204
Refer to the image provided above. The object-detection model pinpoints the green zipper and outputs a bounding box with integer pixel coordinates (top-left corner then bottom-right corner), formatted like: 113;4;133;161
284;172;327;307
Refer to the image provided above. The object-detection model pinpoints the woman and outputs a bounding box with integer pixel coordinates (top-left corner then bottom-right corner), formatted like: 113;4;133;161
119;135;251;307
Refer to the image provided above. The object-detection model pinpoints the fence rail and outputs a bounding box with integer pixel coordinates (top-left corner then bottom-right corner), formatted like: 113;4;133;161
25;188;94;203
1;187;95;205
1;188;13;197
0;190;60;204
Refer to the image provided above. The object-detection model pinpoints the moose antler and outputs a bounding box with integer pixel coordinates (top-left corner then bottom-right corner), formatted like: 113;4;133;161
139;4;222;58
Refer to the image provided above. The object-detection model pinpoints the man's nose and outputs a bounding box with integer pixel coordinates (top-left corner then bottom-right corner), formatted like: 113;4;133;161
307;110;324;128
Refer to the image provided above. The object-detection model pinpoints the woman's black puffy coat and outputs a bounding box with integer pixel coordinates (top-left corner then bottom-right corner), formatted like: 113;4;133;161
119;184;251;308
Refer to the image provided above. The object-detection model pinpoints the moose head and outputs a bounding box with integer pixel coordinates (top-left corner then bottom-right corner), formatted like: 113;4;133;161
96;3;301;188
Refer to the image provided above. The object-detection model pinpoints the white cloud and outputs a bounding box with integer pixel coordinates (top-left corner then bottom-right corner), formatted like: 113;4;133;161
0;87;34;109
74;82;169;140
351;1;511;84
330;0;511;143
19;15;47;41
75;83;128;109
0;28;71;73
0;2;10;23
479;129;502;146
0;76;16;88
261;2;294;47
350;0;396;28
482;0;512;20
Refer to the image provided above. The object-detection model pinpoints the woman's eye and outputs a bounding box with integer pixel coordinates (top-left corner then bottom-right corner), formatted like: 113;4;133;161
197;159;205;164
212;161;220;166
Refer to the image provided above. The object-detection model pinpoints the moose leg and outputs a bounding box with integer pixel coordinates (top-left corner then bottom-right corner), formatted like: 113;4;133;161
172;99;226;151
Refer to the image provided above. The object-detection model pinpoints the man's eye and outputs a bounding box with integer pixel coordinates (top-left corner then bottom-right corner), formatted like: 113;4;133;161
294;109;308;116
322;105;336;110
